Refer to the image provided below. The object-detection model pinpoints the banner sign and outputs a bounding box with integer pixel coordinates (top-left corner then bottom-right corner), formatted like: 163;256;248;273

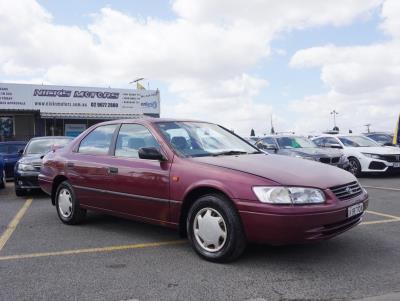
0;83;160;115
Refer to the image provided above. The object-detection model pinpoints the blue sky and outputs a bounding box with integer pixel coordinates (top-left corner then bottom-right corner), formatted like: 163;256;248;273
2;0;399;134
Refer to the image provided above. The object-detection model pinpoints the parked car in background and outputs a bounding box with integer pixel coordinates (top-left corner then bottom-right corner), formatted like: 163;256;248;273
363;132;395;146
313;134;400;176
14;136;73;196
0;141;27;178
255;135;350;170
39;119;367;262
0;157;5;189
244;137;262;145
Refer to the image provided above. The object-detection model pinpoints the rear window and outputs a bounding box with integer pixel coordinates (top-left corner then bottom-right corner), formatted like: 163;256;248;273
26;139;72;155
78;124;118;155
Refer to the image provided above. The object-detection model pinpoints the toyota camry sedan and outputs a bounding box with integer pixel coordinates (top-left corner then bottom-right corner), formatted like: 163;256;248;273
39;119;368;262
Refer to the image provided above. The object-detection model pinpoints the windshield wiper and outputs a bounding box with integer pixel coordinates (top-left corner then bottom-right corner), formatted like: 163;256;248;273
212;150;249;156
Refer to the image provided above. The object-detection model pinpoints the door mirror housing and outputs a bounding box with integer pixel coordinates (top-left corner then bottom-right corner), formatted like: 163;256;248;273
325;143;342;149
138;147;165;161
18;149;24;156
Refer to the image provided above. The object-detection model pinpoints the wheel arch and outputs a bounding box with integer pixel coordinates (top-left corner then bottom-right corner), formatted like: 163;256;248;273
178;185;236;238
51;175;69;205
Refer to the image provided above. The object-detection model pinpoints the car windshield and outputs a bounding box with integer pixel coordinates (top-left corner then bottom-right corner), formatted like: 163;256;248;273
25;138;72;155
338;136;378;147
276;137;316;149
155;122;259;157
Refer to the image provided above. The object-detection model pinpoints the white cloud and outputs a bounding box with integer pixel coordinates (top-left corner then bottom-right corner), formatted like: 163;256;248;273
0;0;386;134
289;0;400;133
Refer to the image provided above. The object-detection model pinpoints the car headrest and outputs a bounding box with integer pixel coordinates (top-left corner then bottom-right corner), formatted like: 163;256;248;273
171;136;188;150
128;137;146;149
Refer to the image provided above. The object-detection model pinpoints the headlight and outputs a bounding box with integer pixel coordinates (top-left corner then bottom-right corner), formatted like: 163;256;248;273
252;186;326;204
362;153;381;159
18;163;36;171
304;156;317;161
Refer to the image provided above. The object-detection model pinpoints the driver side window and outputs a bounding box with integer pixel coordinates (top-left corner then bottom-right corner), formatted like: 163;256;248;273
114;124;160;158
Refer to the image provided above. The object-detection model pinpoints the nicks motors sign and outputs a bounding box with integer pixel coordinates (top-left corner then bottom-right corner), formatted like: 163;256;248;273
0;83;160;115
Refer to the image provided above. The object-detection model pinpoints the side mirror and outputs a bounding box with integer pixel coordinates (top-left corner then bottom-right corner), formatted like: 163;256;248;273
325;143;342;149
18;149;24;155
138;147;165;161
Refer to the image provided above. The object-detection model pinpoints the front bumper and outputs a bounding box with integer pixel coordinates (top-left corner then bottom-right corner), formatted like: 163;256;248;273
14;171;40;189
236;193;368;245
360;157;400;173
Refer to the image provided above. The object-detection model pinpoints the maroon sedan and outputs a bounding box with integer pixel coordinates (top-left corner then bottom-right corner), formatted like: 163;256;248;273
39;119;368;262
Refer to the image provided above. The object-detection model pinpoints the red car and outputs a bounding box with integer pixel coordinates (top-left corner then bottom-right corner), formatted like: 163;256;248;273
39;119;368;262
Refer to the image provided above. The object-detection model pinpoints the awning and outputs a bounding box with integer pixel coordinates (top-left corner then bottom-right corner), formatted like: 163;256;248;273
40;112;146;120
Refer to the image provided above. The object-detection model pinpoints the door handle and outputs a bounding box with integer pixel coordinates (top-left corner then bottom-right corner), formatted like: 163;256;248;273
66;162;74;168
108;167;118;174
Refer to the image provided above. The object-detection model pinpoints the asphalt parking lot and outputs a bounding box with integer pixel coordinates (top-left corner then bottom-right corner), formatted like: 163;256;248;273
0;177;399;301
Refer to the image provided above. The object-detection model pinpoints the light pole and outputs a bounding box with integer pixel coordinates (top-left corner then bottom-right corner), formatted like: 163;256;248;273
330;110;339;130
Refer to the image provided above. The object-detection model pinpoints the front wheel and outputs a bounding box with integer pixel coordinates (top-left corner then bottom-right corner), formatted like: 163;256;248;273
348;157;362;177
55;181;86;225
187;194;246;263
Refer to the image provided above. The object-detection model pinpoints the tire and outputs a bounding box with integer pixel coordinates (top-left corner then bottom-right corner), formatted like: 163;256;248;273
187;194;247;263
55;181;86;225
348;157;362;177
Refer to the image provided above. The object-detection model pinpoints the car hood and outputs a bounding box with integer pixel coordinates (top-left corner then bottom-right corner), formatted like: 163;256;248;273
280;147;342;157
191;154;355;189
19;154;43;164
346;146;400;155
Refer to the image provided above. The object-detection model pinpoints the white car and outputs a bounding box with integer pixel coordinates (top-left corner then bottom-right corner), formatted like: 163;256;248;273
312;134;400;176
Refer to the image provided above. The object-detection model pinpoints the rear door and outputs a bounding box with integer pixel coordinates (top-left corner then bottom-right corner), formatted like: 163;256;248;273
66;123;120;210
106;123;171;223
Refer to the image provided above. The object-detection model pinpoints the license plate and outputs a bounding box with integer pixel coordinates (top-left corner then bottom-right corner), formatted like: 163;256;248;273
393;163;400;168
348;203;364;218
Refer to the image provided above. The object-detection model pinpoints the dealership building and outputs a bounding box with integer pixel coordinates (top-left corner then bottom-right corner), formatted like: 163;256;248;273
0;82;160;141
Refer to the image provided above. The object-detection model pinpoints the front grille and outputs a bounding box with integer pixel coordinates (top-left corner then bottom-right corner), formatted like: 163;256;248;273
330;181;363;200
331;157;340;164
319;157;340;164
378;154;400;162
319;157;330;164
369;161;386;170
32;162;42;171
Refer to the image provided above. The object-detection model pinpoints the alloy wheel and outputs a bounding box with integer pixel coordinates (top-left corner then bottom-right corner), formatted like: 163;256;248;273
349;159;359;176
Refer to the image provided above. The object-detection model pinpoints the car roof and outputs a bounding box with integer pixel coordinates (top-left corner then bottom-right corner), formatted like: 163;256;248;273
262;134;306;138
363;132;393;135
0;141;26;145
29;136;73;141
108;117;209;124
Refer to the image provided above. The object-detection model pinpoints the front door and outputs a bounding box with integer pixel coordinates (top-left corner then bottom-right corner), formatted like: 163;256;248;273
107;123;171;223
